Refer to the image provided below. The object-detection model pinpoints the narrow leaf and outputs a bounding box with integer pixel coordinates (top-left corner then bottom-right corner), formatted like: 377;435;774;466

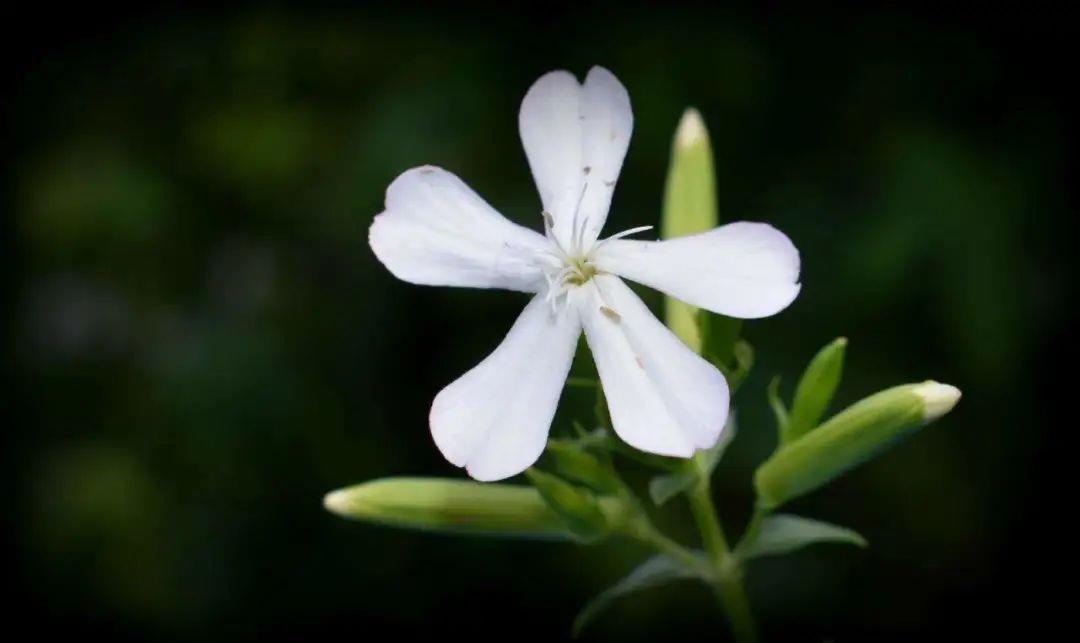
785;337;847;442
738;514;867;560
648;472;693;507
573;555;699;636
716;339;754;390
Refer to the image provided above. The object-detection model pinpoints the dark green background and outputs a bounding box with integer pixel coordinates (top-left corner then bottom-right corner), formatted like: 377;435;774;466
6;4;1072;640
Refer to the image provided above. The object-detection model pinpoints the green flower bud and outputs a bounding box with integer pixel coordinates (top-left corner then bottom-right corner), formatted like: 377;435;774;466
785;337;847;442
662;108;718;354
545;439;623;494
755;381;961;509
525;468;614;542
325;477;579;539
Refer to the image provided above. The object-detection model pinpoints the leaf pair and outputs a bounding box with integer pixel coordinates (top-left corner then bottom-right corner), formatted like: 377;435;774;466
574;513;866;636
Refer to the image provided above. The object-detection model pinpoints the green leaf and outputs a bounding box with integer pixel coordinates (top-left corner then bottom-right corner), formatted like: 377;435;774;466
716;339;754;390
649;414;737;506
754;381;961;509
785;337;847;442
648;472;693;507
737;514;867;560
525;468;612;542
573;555;700;636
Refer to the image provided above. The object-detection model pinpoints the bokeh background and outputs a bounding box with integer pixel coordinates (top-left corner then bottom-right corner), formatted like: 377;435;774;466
5;4;1073;641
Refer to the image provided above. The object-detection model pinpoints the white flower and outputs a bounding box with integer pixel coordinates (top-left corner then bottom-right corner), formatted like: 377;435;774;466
369;67;801;481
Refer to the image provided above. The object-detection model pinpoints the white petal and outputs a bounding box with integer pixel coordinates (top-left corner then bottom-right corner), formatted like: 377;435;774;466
430;294;581;481
593;222;801;319
519;67;633;252
369;166;550;292
576;275;729;457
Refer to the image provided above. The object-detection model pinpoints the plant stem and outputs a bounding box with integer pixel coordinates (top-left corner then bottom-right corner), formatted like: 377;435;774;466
631;521;710;574
736;505;768;556
687;454;759;643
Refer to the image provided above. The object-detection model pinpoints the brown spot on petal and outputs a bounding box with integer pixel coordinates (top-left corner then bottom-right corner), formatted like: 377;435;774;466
635;356;645;369
583;166;591;175
542;211;554;229
599;306;621;322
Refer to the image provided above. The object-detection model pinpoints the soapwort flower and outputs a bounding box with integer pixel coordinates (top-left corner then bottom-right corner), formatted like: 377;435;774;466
369;67;801;480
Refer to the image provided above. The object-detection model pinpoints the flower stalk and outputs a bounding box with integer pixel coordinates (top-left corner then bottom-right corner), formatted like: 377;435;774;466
686;453;759;643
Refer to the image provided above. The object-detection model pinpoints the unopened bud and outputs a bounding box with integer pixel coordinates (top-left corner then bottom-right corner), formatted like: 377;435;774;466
755;381;961;509
324;477;577;539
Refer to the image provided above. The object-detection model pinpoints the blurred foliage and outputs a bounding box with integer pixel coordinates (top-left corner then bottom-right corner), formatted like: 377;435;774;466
5;4;1071;641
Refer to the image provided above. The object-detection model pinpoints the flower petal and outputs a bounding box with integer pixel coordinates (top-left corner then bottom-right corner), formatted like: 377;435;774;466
594;222;801;319
370;166;550;292
576;275;730;457
430;294;581;481
519;67;633;252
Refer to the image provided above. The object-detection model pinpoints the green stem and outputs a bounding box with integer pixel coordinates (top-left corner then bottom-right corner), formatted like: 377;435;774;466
735;505;769;556
687;454;759;643
630;520;710;574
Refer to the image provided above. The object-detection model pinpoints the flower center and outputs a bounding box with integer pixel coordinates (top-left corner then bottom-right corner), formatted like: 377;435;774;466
537;251;600;313
564;256;598;286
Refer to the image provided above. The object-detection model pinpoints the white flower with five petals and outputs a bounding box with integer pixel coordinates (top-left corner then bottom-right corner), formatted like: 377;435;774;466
370;67;800;481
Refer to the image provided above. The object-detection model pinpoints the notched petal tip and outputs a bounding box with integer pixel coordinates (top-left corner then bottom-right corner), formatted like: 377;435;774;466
521;69;579;103
585;65;617;82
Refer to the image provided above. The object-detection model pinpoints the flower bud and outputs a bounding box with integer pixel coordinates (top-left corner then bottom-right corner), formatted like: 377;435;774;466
525;468;613;542
545;439;623;493
324;477;577;539
755;381;961;509
785;337;847;442
662;108;718;354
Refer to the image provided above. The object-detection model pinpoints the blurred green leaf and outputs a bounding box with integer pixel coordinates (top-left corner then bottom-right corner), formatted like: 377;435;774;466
22;145;175;253
573;554;701;636
785;337;848;443
737;514;866;560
